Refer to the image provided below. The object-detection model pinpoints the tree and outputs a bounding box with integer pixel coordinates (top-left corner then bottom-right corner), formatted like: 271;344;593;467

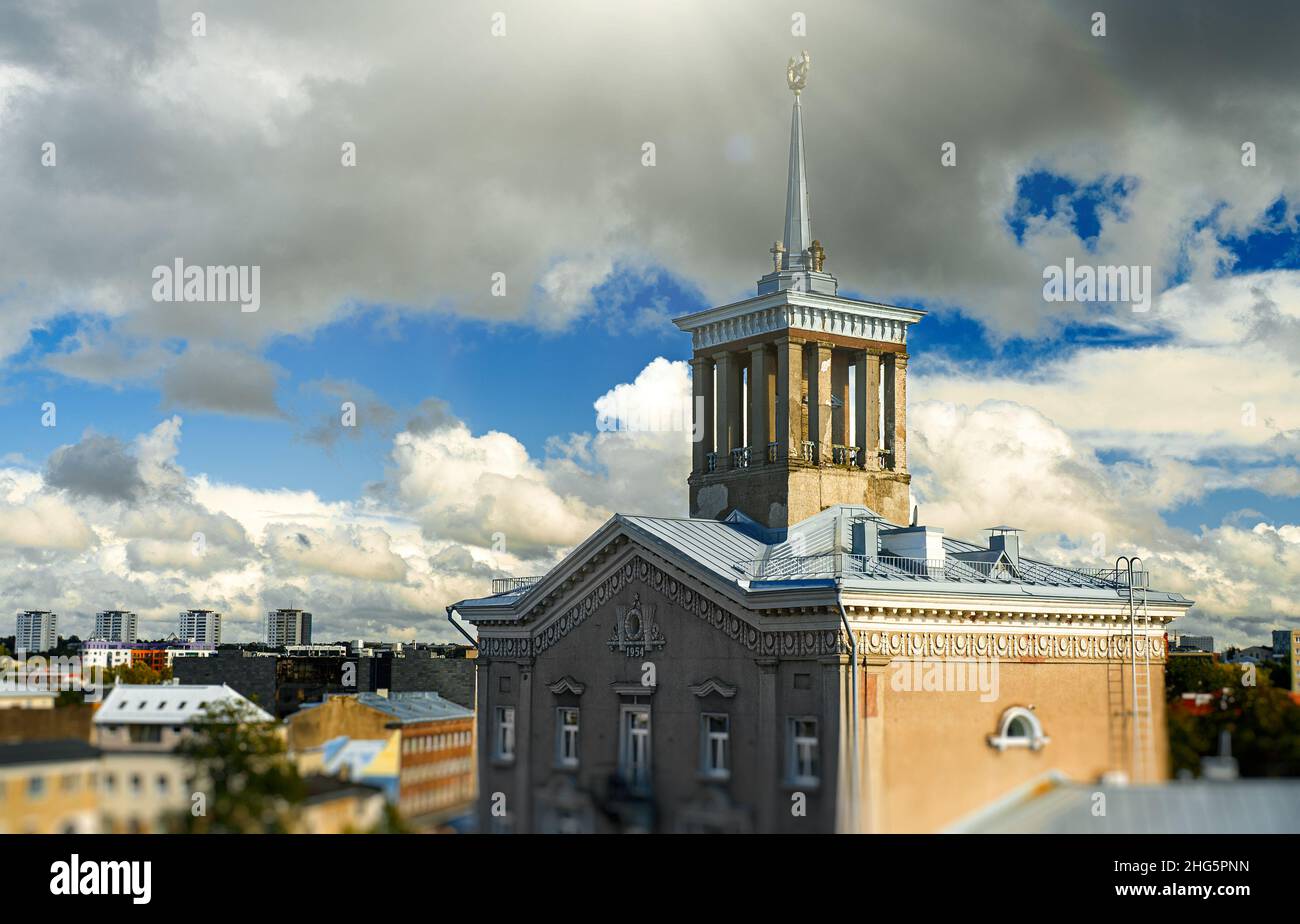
1166;655;1300;777
105;662;173;685
170;700;305;833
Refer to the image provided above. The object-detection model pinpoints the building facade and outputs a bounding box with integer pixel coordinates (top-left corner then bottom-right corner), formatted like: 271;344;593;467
267;608;313;647
93;683;273;752
178;609;221;647
286;691;475;826
0;740;101;834
15;611;57;653
451;61;1193;834
92;610;138;643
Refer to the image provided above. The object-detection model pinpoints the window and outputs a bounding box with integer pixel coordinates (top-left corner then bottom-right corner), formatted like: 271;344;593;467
987;707;1049;751
26;776;45;798
787;718;820;786
556;708;580;769
494;706;516;761
700;714;730;780
156;775;169;795
619;706;651;790
130;775;142;795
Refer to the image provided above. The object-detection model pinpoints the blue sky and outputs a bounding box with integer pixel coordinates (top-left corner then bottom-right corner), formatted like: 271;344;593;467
8;173;1298;522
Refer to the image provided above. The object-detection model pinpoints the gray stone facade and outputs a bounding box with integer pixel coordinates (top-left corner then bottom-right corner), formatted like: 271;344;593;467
473;550;846;833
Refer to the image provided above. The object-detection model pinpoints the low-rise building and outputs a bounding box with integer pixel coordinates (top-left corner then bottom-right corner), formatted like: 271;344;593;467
0;739;101;834
287;691;475;826
94;683;273;752
98;751;192;833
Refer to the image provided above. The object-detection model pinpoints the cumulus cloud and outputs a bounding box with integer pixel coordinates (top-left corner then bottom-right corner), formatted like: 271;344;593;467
159;346;286;418
44;433;146;502
907;399;1300;647
0;359;698;641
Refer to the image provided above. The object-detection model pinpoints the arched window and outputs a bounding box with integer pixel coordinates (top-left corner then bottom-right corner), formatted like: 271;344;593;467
987;706;1049;751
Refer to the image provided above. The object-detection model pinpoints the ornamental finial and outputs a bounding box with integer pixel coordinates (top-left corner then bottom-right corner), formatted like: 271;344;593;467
786;50;811;96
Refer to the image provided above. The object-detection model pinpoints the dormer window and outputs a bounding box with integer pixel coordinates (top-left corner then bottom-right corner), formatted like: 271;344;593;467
988;707;1049;751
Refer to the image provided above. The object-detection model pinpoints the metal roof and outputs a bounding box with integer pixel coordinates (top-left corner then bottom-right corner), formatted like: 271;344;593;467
0;739;101;767
958;779;1300;834
354;691;472;724
454;503;1193;618
94;683;273;725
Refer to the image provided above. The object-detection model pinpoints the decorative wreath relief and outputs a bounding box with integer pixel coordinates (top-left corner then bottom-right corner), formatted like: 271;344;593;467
608;593;665;658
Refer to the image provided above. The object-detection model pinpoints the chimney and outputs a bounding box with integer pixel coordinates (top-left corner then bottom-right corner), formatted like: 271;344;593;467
986;526;1023;568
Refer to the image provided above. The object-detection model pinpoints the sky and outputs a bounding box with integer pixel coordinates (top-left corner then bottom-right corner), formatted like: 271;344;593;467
1;0;1298;645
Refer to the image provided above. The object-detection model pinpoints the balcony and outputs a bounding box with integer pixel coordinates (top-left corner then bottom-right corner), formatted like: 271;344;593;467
830;444;860;467
730;446;751;469
738;553;1151;590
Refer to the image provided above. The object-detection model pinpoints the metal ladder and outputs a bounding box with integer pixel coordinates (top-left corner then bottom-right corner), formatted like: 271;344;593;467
1116;556;1154;781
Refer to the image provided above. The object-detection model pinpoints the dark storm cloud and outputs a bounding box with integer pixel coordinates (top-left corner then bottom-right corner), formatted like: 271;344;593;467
44;433;145;501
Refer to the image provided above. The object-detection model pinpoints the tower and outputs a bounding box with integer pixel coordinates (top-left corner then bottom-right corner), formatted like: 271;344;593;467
674;52;923;528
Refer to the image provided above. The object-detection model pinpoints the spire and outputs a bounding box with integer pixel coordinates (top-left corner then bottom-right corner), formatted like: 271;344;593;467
757;51;834;296
782;93;811;270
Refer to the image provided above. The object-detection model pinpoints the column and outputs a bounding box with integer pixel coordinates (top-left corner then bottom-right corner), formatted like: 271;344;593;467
855;350;881;470
884;352;907;472
748;344;770;462
821;654;850;833
883;353;897;471
775;337;804;460
714;351;739;469
690;355;714;474
807;341;833;464
862;657;889;833
475;657;493;832
756;659;778;832
831;350;849;452
893;353;908;472
515;658;533;833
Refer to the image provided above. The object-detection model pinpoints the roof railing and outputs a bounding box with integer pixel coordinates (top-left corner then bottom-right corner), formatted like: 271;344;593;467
742;554;1150;588
491;576;544;594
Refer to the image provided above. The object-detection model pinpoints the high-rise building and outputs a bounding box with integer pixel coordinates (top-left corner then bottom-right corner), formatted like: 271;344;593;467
267;608;313;647
177;609;221;648
1272;629;1292;657
92;610;138;643
15;611;58;653
1175;635;1215;653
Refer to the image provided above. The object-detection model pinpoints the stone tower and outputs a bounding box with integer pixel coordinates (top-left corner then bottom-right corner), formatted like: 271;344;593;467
674;56;923;528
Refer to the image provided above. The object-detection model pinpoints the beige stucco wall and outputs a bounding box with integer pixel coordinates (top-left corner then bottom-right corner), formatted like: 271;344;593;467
878;658;1168;832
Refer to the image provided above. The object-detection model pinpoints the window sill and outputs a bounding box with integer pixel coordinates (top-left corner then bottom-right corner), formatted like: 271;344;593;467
697;771;731;784
782;779;821;792
489;756;516;769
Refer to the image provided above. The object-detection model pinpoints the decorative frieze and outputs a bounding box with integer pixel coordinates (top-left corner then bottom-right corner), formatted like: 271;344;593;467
856;628;1165;662
474;554;1166;664
691;303;910;352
